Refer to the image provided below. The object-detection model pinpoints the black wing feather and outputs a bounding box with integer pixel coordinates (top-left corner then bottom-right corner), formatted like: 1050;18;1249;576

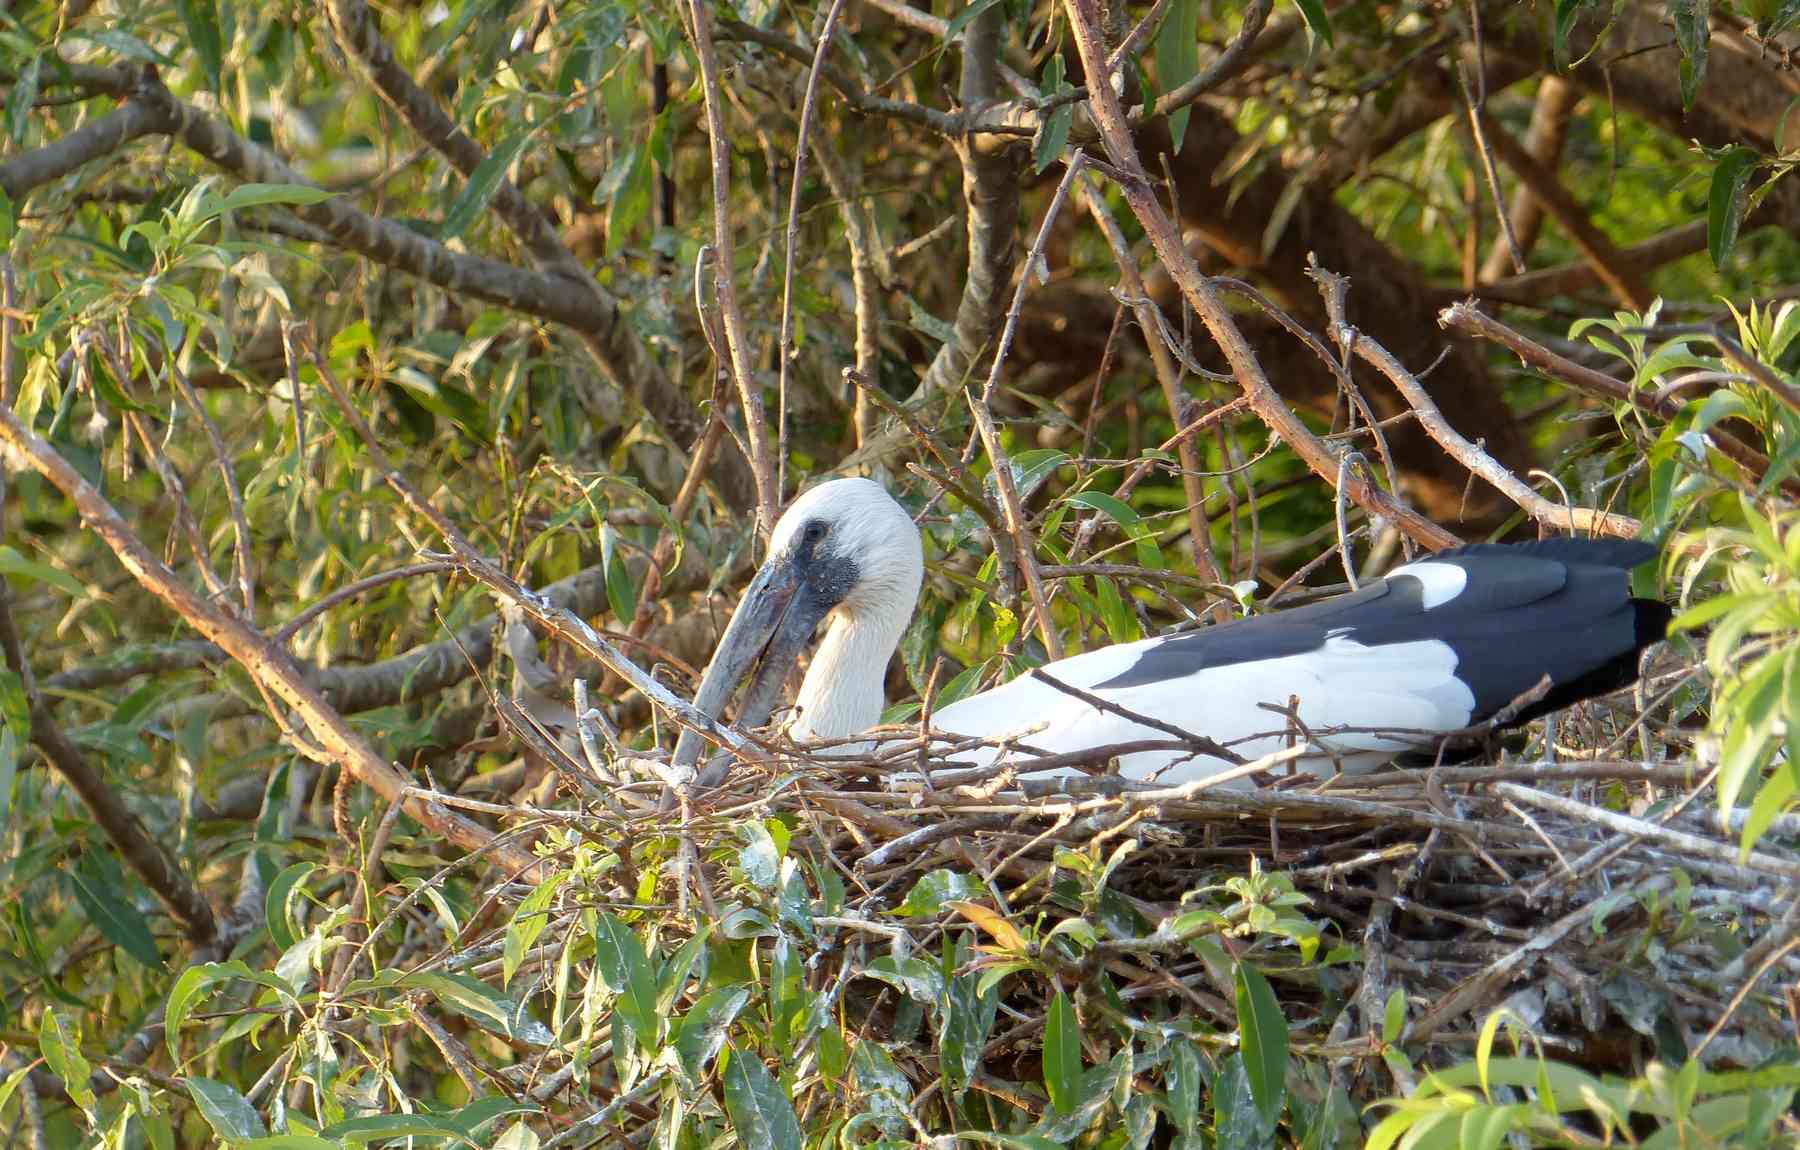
1100;538;1667;726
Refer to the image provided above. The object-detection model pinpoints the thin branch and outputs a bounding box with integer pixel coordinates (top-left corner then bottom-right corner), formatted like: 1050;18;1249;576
1311;262;1640;538
0;396;541;875
687;0;780;536
0;100;162;200
1479;75;1579;283
776;0;852;498
1062;0;1462;554
1475;107;1651;310
1079;176;1227;612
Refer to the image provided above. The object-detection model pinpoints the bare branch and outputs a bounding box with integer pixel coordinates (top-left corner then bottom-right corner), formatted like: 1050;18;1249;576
1312;263;1640;538
0;399;541;875
687;0;780;535
1475;108;1651;310
1062;0;1462;553
0;100;162;200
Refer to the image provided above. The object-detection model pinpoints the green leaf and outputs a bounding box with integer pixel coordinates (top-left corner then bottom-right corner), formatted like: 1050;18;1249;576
672;986;750;1082
1234;963;1289;1123
239;1138;340;1150
1383;988;1407;1044
5;55;40;145
1154;0;1201;146
1034;56;1073;173
943;0;1004;45
1043;990;1080;1113
166;961;302;1066
175;0;224;92
0;670;27;742
894;869;981;916
442;133;535;241
1065;490;1162;568
503;871;568;988
737;821;780;888
1289;0;1333;47
264;862;316;953
403;972;554;1046
0;729;16;830
1707;146;1759;269
860;955;945;1004
721;1046;803;1150
0;545;87;598
185;1077;268;1143
40;1010;96;1117
600;525;637;625
220;184;337;213
68;853;162;969
590;912;658;1047
1670;0;1711;108
69;29;176;65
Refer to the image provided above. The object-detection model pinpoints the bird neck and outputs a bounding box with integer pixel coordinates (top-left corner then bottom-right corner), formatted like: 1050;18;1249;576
793;603;910;742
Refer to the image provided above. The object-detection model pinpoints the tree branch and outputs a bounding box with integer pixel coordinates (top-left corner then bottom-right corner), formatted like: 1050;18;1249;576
0;100;162;200
1479;75;1579;283
913;3;1025;401
686;0;779;533
1475;108;1651;311
0;399;541;875
1062;0;1462;553
1312;264;1639;538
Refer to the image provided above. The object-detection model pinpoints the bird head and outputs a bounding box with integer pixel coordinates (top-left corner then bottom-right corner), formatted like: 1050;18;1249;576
674;478;923;768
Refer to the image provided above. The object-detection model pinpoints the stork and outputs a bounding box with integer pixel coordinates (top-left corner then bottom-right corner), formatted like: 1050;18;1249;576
672;479;1669;785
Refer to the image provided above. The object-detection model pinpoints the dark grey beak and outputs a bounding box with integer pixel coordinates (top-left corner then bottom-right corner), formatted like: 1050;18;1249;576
671;551;834;772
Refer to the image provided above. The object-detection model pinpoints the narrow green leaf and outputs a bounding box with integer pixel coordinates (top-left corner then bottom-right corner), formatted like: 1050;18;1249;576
40;1010;95;1117
894;869;981;916
943;0;1004;45
1034;56;1073;173
1234;962;1289;1122
220;184;338;212
1670;0;1711;108
503;871;568;988
264;863;316;953
1289;0;1333;47
721;1046;803;1150
1383;987;1407;1044
1043;990;1080;1113
1707;146;1759;268
174;0;223;92
442;133;535;241
0;545;87;598
0;729;16;830
672;986;750;1082
590;912;658;1046
0;670;27;742
1154;0;1201;147
5;55;40;145
68;853;162;969
184;1077;268;1143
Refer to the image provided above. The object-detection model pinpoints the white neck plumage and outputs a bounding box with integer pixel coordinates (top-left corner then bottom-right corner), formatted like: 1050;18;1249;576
791;598;912;742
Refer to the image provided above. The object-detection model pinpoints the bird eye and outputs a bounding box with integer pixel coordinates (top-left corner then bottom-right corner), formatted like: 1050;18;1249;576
803;521;829;544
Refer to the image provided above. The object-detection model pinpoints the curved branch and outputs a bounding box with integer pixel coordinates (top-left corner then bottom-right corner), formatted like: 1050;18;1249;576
0;401;541;875
0;100;162;200
1062;0;1462;554
913;3;1025;400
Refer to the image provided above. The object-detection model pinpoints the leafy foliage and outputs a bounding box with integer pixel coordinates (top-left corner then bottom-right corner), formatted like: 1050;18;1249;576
0;2;1795;1150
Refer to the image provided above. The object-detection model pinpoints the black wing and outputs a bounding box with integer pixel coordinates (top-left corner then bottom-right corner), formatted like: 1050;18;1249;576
1100;538;1668;726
